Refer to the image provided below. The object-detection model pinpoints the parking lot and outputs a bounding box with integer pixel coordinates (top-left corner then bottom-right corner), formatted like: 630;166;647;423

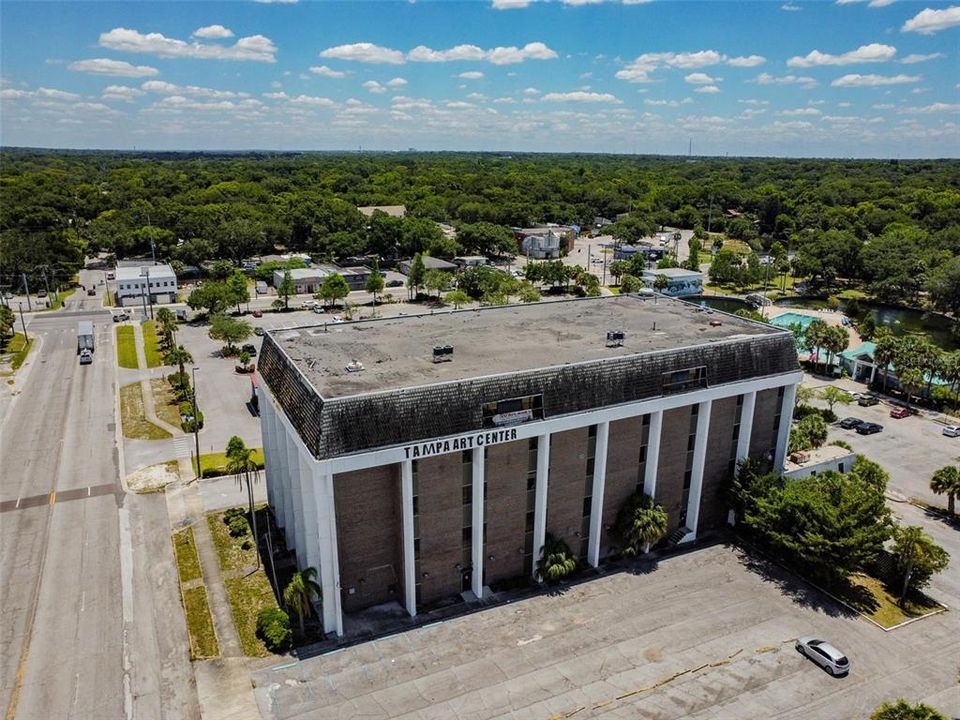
250;543;958;720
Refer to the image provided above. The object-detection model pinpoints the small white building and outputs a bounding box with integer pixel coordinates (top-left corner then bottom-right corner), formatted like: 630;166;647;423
783;445;857;480
115;264;178;307
641;268;703;298
521;230;563;259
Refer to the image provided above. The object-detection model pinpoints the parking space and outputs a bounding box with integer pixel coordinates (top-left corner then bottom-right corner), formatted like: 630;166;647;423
251;544;959;720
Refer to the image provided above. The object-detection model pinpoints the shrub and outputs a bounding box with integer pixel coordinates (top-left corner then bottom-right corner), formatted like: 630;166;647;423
256;608;292;652
227;514;249;538
182;410;204;433
224;507;245;521
830;439;853;451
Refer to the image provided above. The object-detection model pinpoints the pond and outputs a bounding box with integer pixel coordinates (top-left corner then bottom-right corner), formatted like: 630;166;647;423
687;296;752;315
773;296;959;351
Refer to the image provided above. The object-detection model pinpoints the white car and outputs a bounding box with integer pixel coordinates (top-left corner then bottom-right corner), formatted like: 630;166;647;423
796;636;849;676
943;425;960;438
312;305;325;314
304;299;318;308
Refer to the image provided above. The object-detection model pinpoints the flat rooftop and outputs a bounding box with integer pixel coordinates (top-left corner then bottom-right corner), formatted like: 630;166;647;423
268;295;783;399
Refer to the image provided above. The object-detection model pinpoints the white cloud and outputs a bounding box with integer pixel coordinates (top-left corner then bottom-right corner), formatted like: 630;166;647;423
99;27;277;62
466;92;488;101
738;98;769;105
192;25;233;39
541;91;622;103
101;85;144;102
685;72;715;84
872;103;895;109
320;41;557;65
694;85;720;94
68;58;159;77
287;94;337;107
141;80;247;99
837;101;852;107
781;3;801;10
900;52;945;64
778;107;822;116
899;102;960;113
836;0;895;6
727;55;766;67
309;65;346;78
363;80;387;94
491;0;531;7
0;86;80;101
831;73;921;86
644;97;693;107
386;77;408;87
523;87;541;95
772;120;813;130
787;43;896;67
902;6;960;34
754;72;818;88
459;71;485;79
739;108;767;118
319;42;405;64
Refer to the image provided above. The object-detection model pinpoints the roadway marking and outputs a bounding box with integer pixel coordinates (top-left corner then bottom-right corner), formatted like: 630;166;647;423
0;484;119;513
48;491;55;506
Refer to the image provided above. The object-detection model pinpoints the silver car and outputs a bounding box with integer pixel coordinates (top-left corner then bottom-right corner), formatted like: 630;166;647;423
796;636;849;676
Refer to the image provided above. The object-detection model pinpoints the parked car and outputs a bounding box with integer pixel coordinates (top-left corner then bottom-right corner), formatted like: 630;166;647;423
112;312;129;322
386;279;403;287
857;394;879;407
312;305;325;314
241;343;257;356
79;349;93;365
838;417;863;430
2;291;13;299
37;289;47;298
304;299;318;308
889;406;911;419
942;425;960;438
254;327;265;336
252;309;263;318
856;422;883;435
87;287;96;296
796;636;849;676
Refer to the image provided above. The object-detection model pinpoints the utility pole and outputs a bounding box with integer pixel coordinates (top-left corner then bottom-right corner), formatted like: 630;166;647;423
17;302;28;342
191;367;201;480
21;273;32;312
140;266;154;320
146;212;156;264
706;194;714;235
40;267;52;308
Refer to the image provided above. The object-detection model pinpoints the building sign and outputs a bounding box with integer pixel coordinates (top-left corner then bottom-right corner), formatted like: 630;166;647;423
403;427;519;460
492;409;533;427
482;394;543;428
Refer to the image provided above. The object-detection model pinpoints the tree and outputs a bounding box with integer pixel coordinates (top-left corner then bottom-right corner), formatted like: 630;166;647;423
0;305;14;341
608;260;628;284
225;435;262;568
709;248;742;286
870;699;947;720
795;384;816;407
517;282;541;303
317;272;350;308
890;525;949;604
819;386;853;414
823;325;849;373
443;289;470;309
364;258;384;305
535;533;577;583
424;269;452;299
930;465;960;515
283;567;322;636
620;274;643;293
406;253;426;299
187;281;232;316
456;222;516;258
804;319;830;372
209;313;252;355
653;274;670;292
277;269;296;310
789;414;828;452
614;491;668;555
874;329;898;393
164;344;193;380
685;237;702;272
227;270;250;314
155;307;177;347
926;255;960;315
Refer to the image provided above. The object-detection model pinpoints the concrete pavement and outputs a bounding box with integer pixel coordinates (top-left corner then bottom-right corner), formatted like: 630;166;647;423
0;308;198;720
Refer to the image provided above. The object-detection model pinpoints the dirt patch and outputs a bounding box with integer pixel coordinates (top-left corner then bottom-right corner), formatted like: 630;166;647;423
127;460;180;493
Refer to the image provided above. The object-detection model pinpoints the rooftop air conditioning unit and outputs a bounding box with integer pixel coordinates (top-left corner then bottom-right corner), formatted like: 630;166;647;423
432;345;454;363
606;330;625;348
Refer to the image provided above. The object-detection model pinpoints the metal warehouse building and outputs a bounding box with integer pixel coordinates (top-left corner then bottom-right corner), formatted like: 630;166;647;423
257;295;801;636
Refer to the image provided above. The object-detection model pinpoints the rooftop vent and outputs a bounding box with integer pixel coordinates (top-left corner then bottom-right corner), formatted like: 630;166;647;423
345;360;365;373
432;345;454;363
605;330;625;348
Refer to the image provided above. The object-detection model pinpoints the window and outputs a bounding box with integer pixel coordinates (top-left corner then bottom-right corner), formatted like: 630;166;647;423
637;414;651;489
481;394;543;428
662;366;707;394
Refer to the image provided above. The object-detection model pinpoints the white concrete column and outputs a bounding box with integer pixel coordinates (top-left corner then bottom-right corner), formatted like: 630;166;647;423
735;391;757;464
312;466;343;636
587;422;610;568
774;384;798;474
682;400;713;543
282;431;303;558
258;390;279;513
471;446;485;598
271;411;289;532
532;433;551;580
643;410;663;499
298;451;321;573
400;460;417;618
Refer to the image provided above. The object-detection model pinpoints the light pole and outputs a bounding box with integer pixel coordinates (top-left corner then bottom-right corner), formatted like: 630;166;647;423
17;302;28;342
191;366;201;480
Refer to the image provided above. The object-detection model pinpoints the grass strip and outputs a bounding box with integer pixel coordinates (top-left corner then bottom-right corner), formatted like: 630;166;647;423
173;527;202;583
45;287;76;311
141;320;164;368
5;333;33;371
845;573;943;629
182;586;219;659
199;449;265;478
151;378;182;428
224;573;277;657
119;382;172;440
115;326;139;369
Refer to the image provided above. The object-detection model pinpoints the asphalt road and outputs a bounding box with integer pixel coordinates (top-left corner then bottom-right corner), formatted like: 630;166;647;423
0;285;197;720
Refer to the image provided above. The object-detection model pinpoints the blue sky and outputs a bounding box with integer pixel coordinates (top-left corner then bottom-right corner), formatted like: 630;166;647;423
1;1;958;157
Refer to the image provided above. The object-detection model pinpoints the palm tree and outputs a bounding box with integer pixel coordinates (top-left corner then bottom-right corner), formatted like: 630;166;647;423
155;307;177;347
615;491;669;555
804;319;829;373
535;533;577;583
226;435;261;568
891;525;949;606
942;351;960;411
873;329;897;393
823;325;849;376
930;465;960;515
283;567;321;636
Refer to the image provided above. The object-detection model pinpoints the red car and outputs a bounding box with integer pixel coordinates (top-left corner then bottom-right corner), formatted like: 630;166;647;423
252;309;263;318
890;406;911;419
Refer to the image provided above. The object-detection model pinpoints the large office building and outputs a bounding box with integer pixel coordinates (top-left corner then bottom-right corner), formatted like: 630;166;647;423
257;295;801;636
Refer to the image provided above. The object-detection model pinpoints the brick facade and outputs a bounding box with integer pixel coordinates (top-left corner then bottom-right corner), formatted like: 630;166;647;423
333;465;403;613
600;416;645;556
655;406;692;532
483;440;529;586
546;427;589;554
699;396;739;532
750;388;782;465
414;453;464;606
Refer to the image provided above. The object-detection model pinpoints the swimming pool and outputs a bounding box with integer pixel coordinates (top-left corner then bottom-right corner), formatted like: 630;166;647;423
770;312;814;330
